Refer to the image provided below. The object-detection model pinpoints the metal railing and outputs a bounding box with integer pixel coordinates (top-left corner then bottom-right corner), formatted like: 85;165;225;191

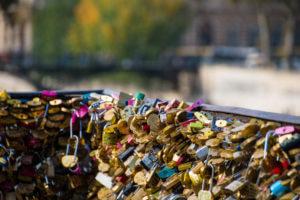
8;89;300;125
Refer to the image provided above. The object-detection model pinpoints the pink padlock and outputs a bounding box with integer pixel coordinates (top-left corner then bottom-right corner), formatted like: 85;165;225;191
76;105;89;118
274;126;295;136
186;99;204;111
127;134;134;145
71;113;77;125
72;105;89;124
165;99;180;111
41;90;57;100
72;105;89;123
116;142;123;149
69;164;82;175
127;98;135;106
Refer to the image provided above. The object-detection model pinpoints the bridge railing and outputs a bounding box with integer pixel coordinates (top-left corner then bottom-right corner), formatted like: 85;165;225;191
8;89;300;126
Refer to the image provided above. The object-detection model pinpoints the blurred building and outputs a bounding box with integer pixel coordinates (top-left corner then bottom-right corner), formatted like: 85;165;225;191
0;0;33;58
1;0;300;62
182;0;300;56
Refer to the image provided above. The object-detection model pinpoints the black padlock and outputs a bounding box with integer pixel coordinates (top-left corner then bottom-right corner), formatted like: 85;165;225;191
118;146;135;162
280;133;300;151
141;152;158;171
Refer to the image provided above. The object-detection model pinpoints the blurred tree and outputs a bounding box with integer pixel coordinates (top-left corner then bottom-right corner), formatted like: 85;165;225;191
233;0;300;69
1;0;32;57
255;1;271;65
279;0;300;69
232;0;271;65
33;0;79;62
66;0;101;54
66;0;188;59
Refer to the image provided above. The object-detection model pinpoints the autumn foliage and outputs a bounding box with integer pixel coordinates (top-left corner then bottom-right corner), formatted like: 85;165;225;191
34;0;188;60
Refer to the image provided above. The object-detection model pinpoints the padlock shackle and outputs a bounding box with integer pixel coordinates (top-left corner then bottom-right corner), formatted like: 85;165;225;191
43;103;49;118
245;156;254;176
69;116;73;138
98;109;106;118
0;144;9;155
208;163;214;192
201;163;214;192
45;175;49;185
69;163;82;175
66;135;79;158
253;130;275;185
79;119;82;138
264;130;274;159
89;99;104;110
90;112;94;122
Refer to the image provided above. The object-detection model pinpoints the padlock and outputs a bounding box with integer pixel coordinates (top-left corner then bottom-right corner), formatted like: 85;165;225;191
46;157;55;177
102;124;118;145
141;152;158;171
189;170;202;186
69;163;82;175
162;173;181;190
86;112;95;134
196;146;209;161
18;164;36;182
186;99;204;111
224;179;246;194
1;90;300;199
275;126;295;136
280;133;300;151
146;164;160;188
39;103;49;129
270;180;290;198
68;174;82;189
61;135;79;168
198;164;214;200
133;92;145;112
162;193;187;200
0;144;12;169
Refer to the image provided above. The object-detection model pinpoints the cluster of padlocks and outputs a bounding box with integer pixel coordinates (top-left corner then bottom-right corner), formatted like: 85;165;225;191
0;90;299;200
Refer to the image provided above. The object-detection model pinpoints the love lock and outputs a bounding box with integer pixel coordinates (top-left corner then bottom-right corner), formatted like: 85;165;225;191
61;135;79;168
0;144;14;171
198;164;214;200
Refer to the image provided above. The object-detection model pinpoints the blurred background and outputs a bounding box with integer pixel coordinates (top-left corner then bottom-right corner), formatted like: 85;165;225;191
0;0;300;115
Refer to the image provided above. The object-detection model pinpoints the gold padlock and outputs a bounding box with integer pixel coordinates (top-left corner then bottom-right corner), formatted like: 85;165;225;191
61;135;79;168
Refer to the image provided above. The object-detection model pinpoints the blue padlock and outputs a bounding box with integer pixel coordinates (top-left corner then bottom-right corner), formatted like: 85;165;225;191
270;180;290;198
196;145;209;161
186;112;194;120
144;98;161;108
140;152;158;170
158;166;177;180
137;104;151;115
118;146;135;162
82;93;91;104
211;117;222;132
